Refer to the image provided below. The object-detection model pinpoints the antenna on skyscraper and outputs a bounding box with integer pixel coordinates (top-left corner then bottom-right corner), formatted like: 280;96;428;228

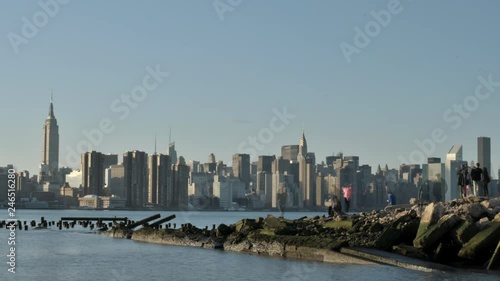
169;126;172;145
154;132;157;154
50;89;53;103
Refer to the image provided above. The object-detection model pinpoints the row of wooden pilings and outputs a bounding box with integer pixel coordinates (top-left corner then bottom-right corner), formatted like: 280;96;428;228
0;214;200;231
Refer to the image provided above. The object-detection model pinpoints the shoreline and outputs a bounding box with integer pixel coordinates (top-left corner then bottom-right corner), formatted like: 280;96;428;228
100;197;500;273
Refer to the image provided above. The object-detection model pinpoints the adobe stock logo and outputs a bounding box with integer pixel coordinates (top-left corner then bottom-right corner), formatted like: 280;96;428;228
339;0;409;64
7;0;70;54
213;0;243;21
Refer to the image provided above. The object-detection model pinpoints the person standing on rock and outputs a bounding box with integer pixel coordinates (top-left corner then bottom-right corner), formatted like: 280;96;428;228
387;191;396;206
342;184;352;213
471;163;483;197
481;167;491;197
458;164;469;198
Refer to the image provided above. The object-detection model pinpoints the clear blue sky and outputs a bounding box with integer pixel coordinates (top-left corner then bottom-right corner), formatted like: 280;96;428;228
1;0;499;177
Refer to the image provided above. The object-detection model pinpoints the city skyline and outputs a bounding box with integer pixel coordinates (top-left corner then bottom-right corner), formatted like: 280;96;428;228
2;95;499;179
1;1;500;175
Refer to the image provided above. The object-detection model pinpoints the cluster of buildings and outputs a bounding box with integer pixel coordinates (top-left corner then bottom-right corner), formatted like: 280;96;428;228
1;98;498;210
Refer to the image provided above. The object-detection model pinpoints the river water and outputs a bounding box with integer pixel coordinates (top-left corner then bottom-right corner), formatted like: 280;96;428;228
1;210;498;281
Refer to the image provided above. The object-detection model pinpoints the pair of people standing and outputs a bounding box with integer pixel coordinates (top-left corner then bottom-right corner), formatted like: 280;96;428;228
470;163;491;197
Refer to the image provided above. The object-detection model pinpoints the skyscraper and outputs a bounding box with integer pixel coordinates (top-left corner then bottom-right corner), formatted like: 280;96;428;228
82;152;118;196
172;156;189;209
257;155;275;173
123;150;148;208
445;145;466;201
41;95;59;178
298;130;315;208
232;153;250;187
148;153;172;208
478;137;491;171
281;145;299;161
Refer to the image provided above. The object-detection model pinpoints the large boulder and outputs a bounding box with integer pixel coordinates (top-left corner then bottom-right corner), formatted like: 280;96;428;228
415;202;445;239
413;214;461;250
458;222;500;262
374;227;401;250
468;203;488;221
451;220;479;245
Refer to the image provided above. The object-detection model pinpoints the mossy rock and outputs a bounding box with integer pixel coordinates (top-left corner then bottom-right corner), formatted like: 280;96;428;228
458;222;500;262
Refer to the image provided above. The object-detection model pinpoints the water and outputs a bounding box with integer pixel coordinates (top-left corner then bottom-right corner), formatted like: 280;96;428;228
1;210;498;281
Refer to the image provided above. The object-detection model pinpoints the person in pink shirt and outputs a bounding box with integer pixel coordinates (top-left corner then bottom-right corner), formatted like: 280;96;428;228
342;184;352;212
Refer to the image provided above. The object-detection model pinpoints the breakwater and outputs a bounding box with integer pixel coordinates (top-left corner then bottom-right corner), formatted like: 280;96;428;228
101;197;500;272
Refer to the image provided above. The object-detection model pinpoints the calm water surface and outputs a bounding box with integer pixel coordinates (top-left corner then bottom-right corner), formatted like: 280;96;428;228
1;210;498;281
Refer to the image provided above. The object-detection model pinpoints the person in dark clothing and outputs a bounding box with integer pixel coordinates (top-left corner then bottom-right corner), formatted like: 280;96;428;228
471;163;483;197
432;179;442;202
481;167;491;197
332;196;342;215
458;164;470;198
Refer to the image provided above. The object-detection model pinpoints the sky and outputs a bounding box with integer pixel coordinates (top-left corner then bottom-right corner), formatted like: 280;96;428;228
1;0;499;177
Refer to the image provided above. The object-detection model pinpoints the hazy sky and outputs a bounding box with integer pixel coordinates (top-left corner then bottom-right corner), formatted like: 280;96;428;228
1;0;499;176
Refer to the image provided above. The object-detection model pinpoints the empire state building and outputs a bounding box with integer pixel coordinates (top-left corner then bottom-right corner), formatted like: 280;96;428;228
41;95;59;178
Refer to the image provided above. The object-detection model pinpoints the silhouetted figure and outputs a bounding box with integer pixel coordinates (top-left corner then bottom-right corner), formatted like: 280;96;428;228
332;196;342;215
471;163;483;197
481;167;491;197
458;164;470;198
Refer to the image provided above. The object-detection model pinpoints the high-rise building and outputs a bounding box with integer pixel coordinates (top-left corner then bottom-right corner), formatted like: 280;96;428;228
172;156;189;209
148;153;172;208
167;142;178;165
256;171;273;207
422;158;445;202
281;145;299;161
81;152;118;196
123;151;148;208
445;145;466;201
105;164;124;198
258;155;275;173
298;131;316;208
41;95;59;181
478;137;491;171
208;153;216;164
232;153;250;187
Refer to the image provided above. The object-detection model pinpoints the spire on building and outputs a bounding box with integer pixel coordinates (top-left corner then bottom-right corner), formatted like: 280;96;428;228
48;91;55;119
376;165;382;175
299;130;307;156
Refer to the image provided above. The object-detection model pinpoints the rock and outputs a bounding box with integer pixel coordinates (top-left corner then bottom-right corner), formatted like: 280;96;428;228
469;203;487;221
413;214;461;250
458;222;500;262
369;222;384;233
398;220;419;245
409;198;418;205
451;220;479;245
487;198;500;209
433;242;460;263
477;217;491;230
415;202;445;239
495;213;500;222
216;223;233;237
392;244;428;260
374;227;401;250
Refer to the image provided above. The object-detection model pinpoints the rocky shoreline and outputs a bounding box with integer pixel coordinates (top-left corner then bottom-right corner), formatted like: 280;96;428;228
102;197;500;272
